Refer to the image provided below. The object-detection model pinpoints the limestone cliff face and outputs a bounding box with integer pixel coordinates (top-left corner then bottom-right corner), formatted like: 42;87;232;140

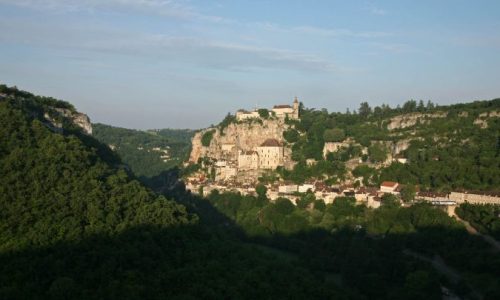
474;110;500;129
54;108;92;135
189;119;290;163
44;107;93;135
386;112;447;130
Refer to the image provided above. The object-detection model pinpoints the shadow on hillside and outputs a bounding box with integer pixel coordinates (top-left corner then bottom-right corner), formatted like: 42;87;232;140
144;168;242;229
2;169;500;299
146;169;500;299
3;219;498;299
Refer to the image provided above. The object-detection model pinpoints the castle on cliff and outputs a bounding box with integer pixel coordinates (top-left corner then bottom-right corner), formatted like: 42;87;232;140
235;97;300;121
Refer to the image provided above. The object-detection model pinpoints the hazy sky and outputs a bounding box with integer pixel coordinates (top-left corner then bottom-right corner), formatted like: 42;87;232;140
1;0;499;129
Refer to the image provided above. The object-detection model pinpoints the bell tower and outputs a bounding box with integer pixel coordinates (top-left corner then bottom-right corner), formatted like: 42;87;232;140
293;96;300;119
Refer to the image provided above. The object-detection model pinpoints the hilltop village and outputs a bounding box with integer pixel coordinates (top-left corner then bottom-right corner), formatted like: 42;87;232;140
187;98;300;182
183;98;500;211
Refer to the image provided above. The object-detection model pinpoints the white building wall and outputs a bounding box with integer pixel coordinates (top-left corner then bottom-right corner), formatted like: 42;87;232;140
298;184;315;193
279;185;298;194
236;111;260;121
257;146;283;169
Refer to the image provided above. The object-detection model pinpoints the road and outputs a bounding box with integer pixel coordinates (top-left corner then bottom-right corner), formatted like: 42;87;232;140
403;249;483;299
457;217;500;252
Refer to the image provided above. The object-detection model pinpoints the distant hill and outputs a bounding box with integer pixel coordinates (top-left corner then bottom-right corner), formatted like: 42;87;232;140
93;123;194;178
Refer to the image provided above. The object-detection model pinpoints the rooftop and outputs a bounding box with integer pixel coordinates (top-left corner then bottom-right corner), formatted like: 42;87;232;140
273;104;292;109
381;181;399;188
260;138;282;147
241;150;258;155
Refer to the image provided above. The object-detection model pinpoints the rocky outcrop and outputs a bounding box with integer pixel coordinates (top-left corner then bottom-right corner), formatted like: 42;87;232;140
387;112;447;130
474;110;500;129
189;119;290;164
323;141;352;158
54;108;92;135
43;108;93;135
391;139;413;155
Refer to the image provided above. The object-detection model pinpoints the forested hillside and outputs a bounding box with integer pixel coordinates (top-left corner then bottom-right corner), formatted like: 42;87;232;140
93;123;193;178
0;85;349;299
279;99;500;191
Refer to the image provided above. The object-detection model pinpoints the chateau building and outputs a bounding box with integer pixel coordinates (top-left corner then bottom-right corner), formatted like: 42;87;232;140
272;97;300;119
236;97;300;121
235;109;259;121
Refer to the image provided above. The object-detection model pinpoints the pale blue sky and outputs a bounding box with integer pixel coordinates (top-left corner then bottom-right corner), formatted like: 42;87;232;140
1;0;499;129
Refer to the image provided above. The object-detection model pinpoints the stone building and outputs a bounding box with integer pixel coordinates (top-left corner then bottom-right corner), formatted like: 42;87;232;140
256;138;284;169
236;109;260;121
238;150;259;170
221;143;235;152
271;97;300;119
449;191;500;204
380;181;399;194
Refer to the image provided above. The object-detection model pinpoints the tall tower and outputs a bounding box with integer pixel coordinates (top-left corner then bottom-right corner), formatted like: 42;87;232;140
293;96;300;119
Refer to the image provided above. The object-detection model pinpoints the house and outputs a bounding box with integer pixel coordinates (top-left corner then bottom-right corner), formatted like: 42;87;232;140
380;181;399;194
279;184;298;194
215;160;227;167
298;183;315;193
215;165;237;181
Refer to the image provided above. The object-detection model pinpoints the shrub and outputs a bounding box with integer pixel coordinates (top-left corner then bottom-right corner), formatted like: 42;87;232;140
201;130;215;147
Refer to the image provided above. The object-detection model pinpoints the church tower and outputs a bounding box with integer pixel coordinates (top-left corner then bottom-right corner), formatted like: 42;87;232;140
293;96;300;119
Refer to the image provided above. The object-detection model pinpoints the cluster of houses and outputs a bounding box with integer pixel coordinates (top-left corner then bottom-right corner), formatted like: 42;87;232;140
205;138;288;182
184;178;500;209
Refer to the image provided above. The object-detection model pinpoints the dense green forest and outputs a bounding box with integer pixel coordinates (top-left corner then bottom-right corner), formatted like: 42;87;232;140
2;85;499;299
456;203;500;240
93;123;194;178
201;188;500;299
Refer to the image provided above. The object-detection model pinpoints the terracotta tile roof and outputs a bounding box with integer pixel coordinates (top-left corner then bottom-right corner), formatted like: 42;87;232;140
381;181;398;188
241;150;258;155
260;138;282;147
273;105;292;109
417;191;448;198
